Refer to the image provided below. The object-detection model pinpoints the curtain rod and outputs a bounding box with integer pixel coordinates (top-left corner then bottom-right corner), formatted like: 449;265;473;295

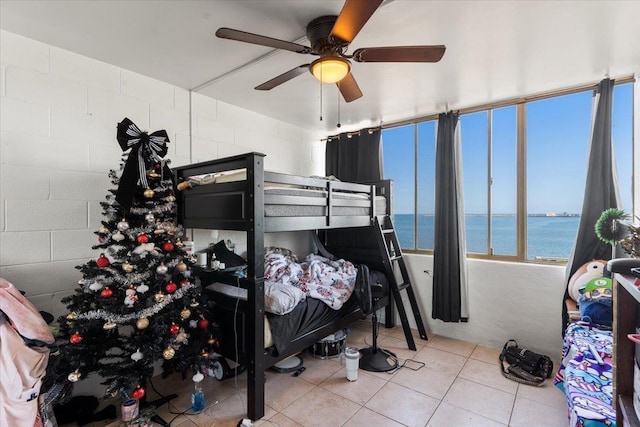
323;74;635;140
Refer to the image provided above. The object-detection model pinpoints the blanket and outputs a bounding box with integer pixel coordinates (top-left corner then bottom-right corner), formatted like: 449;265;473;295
554;322;615;427
264;253;357;312
0;278;54;427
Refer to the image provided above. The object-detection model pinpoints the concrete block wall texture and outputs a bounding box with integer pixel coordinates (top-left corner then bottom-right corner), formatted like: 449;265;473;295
0;30;324;319
0;29;578;360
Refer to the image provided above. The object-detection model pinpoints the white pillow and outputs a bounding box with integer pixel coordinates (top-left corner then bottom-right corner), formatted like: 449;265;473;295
264;281;305;315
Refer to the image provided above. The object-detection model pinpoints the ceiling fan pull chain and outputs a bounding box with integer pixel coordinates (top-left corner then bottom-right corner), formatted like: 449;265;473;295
337;87;341;128
319;79;323;121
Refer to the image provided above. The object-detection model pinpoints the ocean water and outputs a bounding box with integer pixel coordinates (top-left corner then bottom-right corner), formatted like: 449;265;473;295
393;214;580;260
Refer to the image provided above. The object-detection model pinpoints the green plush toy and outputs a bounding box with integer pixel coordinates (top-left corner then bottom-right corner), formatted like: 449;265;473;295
577;277;613;326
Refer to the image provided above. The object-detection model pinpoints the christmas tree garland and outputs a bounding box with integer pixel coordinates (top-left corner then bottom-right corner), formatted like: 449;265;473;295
75;282;196;323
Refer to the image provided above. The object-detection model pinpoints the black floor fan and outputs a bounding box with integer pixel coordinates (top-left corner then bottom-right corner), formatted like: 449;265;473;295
354;264;397;372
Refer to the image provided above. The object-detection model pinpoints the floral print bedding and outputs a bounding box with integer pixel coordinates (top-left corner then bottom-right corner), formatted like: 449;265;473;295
264;252;357;312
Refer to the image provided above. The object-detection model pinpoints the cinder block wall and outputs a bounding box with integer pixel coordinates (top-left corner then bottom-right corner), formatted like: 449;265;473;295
0;30;324;319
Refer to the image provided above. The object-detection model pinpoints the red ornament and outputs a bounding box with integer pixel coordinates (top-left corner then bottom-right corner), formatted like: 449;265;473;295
180;279;190;287
100;287;113;298
70;332;83;344
136;234;149;244
98;236;105;243
96;254;109;268
165;282;177;293
131;386;145;400
154;163;162;171
169;323;180;334
198;319;209;329
162;242;174;252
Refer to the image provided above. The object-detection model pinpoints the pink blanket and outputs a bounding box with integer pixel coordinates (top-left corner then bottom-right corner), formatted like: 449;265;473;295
0;278;53;427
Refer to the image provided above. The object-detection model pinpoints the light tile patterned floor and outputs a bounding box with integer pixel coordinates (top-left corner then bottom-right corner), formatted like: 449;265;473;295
86;319;568;427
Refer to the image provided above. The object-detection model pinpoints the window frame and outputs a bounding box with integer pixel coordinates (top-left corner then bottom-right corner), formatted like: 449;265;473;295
384;77;635;264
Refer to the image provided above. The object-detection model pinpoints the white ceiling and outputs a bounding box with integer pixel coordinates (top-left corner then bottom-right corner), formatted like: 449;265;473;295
1;0;639;136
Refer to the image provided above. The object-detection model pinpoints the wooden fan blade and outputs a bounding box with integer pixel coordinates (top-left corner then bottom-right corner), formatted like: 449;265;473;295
330;0;383;44
336;72;363;103
255;65;310;90
352;45;446;63
216;28;311;54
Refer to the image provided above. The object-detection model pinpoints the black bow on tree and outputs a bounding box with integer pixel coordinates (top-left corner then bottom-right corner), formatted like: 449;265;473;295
115;118;173;209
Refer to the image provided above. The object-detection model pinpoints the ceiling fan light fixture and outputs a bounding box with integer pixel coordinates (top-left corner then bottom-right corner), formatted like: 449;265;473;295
310;56;350;83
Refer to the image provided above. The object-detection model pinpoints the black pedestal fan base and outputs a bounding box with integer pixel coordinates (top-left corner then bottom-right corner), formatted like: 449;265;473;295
359;347;397;372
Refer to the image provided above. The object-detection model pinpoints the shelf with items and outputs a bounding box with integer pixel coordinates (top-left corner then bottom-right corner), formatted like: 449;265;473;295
613;273;640;427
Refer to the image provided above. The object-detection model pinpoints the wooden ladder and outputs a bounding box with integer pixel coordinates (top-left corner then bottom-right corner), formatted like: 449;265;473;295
374;215;428;350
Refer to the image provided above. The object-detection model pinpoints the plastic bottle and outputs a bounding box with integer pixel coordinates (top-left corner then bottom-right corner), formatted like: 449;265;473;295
191;372;205;413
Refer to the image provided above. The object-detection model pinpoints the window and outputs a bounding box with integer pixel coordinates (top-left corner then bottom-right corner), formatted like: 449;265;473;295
460;111;489;254
491;106;517;256
382;125;415;249
526;91;592;261
382;79;635;263
613;83;634;213
416;121;436;250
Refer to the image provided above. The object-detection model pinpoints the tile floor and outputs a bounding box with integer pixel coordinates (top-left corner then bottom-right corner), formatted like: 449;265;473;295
90;319;568;427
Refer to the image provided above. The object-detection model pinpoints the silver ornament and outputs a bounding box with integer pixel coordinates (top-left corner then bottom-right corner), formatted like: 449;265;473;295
89;282;103;291
145;213;155;223
156;264;168;274
112;232;125;242
131;349;144;361
117;220;130;231
136;284;149;293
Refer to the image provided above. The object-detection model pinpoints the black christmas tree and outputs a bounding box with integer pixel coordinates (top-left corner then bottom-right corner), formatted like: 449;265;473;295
45;118;218;404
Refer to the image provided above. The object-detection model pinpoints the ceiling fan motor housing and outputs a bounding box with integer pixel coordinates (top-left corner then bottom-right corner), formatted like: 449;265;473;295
306;15;343;55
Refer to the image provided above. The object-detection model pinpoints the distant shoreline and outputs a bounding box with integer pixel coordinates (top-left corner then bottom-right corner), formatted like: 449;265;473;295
396;213;581;218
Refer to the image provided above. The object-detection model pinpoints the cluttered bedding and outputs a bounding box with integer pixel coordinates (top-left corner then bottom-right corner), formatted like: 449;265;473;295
556;260;616;427
554;322;615;427
264;250;357;314
202;243;365;355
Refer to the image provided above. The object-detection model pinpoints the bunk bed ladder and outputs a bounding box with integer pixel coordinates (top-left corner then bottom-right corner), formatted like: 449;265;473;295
374;215;428;351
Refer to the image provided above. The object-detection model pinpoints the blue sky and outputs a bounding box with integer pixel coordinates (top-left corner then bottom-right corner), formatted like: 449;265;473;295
383;83;633;216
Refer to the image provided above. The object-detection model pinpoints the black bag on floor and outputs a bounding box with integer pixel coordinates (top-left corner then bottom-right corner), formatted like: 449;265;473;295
499;339;553;386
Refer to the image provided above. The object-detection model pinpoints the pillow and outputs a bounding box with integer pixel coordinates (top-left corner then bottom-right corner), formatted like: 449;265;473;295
265;247;298;263
264;282;305;315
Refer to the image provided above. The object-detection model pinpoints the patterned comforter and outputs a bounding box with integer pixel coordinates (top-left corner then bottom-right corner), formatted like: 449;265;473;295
554;322;616;427
264;253;357;311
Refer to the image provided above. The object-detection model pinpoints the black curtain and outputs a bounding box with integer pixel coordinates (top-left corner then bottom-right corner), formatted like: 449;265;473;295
432;112;469;322
323;128;383;266
562;78;619;332
325;129;382;182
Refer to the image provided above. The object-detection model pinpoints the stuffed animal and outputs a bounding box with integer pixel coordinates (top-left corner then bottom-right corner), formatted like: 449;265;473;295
577;277;613;326
567;260;607;302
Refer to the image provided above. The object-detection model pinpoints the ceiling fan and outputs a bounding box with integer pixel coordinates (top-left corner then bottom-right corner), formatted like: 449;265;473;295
215;0;445;102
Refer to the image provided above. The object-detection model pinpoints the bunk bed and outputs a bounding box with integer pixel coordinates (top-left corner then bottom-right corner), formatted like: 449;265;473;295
173;152;393;421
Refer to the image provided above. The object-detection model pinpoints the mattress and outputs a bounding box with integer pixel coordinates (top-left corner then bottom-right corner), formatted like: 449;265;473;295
184;169;386;217
264;186;386;217
205;282;358;353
